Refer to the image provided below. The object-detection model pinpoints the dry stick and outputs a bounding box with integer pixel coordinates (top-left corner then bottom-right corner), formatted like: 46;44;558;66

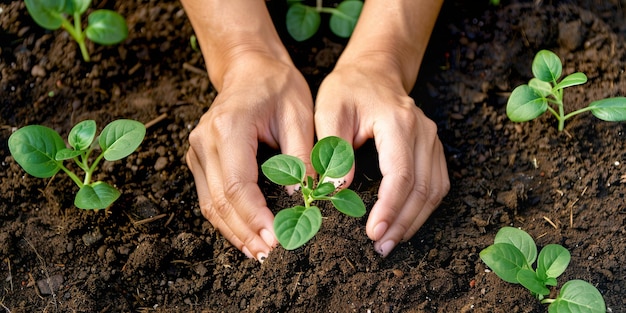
144;113;168;129
182;62;208;76
0;301;11;313
5;258;13;292
543;216;558;229
23;237;58;309
133;213;168;226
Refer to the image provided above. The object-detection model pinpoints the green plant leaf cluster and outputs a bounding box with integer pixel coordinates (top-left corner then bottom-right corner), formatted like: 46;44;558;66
480;227;606;312
261;136;366;250
507;49;626;131
286;0;363;41
8;119;145;209
24;0;128;62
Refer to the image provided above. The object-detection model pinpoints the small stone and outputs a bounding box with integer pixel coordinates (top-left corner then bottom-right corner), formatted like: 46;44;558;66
37;274;64;295
31;65;46;77
154;156;168;171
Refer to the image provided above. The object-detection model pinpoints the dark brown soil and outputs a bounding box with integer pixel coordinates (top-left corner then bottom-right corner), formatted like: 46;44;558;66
1;1;625;312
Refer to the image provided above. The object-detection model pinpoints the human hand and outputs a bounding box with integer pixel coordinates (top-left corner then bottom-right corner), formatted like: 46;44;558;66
186;53;314;261
314;58;450;257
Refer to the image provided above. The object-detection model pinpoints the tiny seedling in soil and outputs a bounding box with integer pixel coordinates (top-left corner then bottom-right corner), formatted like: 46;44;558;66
507;49;626;131
480;227;606;313
261;136;366;250
24;0;129;62
286;0;362;41
8;119;145;210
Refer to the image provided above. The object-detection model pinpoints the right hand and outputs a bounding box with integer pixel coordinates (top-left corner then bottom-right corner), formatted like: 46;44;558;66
186;52;315;261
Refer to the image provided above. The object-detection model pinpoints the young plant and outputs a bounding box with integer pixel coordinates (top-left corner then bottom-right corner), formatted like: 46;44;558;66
480;227;606;312
286;0;363;41
24;0;128;62
507;49;626;131
8;119;145;210
261;136;366;250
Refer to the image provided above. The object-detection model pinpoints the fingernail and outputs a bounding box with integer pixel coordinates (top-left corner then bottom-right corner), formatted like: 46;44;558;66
242;246;254;259
257;252;268;263
375;240;396;258
373;222;388;241
260;228;276;247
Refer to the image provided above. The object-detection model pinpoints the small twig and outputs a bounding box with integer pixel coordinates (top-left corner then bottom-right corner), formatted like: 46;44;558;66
24;238;57;306
0;300;12;313
182;62;208;76
164;213;175;228
567;198;579;229
289;272;303;299
133;213;167;226
543;216;558;229
144;113;167;129
5;258;13;292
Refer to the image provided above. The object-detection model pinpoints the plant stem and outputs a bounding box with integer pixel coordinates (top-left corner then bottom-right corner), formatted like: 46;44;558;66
60;14;90;62
59;164;84;188
85;152;106;185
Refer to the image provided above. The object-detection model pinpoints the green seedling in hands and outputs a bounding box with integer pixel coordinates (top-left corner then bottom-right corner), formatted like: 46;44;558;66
480;227;606;313
286;0;362;41
8;119;145;210
261;136;366;250
24;0;128;62
507;49;626;131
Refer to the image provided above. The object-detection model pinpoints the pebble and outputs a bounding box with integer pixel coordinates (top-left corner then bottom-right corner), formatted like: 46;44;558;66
154;156;168;171
37;274;64;295
31;65;46;77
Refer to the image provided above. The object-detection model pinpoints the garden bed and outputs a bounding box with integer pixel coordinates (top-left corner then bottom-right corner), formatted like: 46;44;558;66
1;0;624;312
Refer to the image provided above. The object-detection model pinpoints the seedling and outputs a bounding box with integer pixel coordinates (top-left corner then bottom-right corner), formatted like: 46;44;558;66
507;49;626;131
286;0;363;41
24;0;128;62
480;227;606;312
8;119;145;210
261;136;366;250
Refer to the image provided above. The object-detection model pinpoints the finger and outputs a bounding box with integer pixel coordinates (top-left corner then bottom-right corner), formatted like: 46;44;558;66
365;121;415;244
402;141;449;240
314;100;357;187
212;131;278;259
186;147;251;257
274;100;315;194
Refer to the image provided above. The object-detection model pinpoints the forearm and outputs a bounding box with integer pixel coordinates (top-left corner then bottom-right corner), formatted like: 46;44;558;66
336;0;443;92
180;0;292;90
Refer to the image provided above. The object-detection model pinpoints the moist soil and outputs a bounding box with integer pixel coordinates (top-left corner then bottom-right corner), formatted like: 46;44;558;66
1;0;625;312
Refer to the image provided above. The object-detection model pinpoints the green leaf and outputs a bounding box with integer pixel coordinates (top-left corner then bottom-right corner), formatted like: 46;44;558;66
479;243;528;284
24;0;66;30
311;182;336;198
537;244;571;281
286;4;320;41
75;181;120;209
329;0;363;38
506;84;549;122
528;78;553;98
554;72;587;90
8;125;65;178
99;119;145;161
85;10;128;45
311;136;354;178
55;148;82;161
63;0;91;15
274;205;322;250
68;119;96;151
330;189;366;217
532;50;562;83
494;227;537;265
548;280;606;313
262;155;306;186
517;268;550;296
589;97;626;121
